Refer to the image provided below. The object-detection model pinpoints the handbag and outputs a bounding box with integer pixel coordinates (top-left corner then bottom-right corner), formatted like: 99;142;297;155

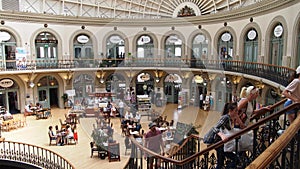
223;128;253;152
203;128;217;144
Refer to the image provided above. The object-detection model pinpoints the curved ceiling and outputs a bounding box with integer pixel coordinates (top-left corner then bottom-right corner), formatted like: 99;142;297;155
13;0;265;19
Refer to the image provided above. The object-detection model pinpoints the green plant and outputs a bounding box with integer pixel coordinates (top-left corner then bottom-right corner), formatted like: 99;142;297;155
91;129;108;147
62;93;68;103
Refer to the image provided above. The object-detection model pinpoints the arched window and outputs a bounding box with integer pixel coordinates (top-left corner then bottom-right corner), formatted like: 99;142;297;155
136;35;154;58
269;23;284;66
0;31;17;69
73;34;94;68
35;32;58;59
165;35;182;58
218;32;233;60
244;29;258;62
192;34;208;60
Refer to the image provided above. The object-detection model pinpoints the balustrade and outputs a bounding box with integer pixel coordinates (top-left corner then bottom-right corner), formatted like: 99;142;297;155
0;141;74;169
124;100;300;169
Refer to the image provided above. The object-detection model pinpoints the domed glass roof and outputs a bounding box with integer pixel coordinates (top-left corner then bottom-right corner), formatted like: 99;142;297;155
6;0;266;19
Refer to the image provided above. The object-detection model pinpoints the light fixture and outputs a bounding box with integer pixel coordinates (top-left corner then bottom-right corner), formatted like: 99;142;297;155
29;82;35;88
37;83;41;87
143;84;147;90
155;77;160;83
97;68;105;83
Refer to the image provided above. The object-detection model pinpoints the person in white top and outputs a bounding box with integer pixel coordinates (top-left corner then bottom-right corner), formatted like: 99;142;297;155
118;100;125;118
135;111;141;123
282;65;300;123
124;111;133;120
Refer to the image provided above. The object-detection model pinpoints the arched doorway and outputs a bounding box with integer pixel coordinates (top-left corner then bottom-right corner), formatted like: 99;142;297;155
37;76;59;108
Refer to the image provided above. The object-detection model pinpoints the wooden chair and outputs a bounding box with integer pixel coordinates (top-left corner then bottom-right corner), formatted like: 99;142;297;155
90;142;100;158
124;137;131;155
59;119;67;129
48;133;57;146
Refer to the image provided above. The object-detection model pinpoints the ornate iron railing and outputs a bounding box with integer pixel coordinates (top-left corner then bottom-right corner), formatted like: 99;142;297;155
124;100;300;169
0;140;74;169
2;58;294;87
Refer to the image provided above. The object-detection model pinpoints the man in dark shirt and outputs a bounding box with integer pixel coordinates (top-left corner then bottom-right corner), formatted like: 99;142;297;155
144;122;164;169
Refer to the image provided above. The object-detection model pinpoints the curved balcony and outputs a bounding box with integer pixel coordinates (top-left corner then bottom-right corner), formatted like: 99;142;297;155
2;58;294;87
0;140;74;169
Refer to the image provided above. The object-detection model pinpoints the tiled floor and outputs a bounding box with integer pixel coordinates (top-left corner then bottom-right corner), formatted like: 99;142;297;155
1;104;217;169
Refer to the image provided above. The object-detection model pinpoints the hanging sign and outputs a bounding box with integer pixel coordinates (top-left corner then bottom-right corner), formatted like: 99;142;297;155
0;32;11;42
247;30;257;40
77;35;89;43
110;36;121;43
221;33;231;42
274;25;283;37
15;47;27;69
0;79;14;88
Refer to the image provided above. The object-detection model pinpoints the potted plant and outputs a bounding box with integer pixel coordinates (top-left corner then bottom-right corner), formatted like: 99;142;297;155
91;129;108;159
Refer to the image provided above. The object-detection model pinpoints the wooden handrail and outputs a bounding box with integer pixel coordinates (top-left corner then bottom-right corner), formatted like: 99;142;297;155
247;105;300;169
250;98;287;120
127;100;299;166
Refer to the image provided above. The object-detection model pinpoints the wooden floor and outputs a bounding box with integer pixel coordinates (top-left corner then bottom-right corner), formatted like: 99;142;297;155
1;104;220;169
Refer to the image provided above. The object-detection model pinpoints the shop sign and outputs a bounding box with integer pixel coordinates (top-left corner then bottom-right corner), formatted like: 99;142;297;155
0;79;14;88
274;25;283;37
247;30;257;40
221;33;231;42
77;35;89;43
0;31;11;42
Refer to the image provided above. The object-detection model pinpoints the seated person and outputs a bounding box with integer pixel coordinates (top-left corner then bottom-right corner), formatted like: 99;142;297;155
36;102;42;109
124;111;133;121
2;109;13;120
106;124;114;136
64;125;74;144
25;103;34;113
48;126;59;145
55;125;62;145
165;127;173;138
135;111;141;123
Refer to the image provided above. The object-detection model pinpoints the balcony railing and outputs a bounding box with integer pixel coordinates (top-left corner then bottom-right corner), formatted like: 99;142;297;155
0;140;74;169
0;58;294;87
124;99;300;169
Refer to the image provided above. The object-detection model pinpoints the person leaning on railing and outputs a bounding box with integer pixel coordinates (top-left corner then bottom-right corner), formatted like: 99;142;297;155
282;65;300;124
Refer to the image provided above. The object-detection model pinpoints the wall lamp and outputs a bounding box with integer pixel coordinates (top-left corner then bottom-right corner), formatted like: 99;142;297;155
97;69;105;83
64;70;73;85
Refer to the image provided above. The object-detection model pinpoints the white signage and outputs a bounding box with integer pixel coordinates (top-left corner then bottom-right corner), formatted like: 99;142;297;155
65;89;76;96
274;25;283;37
247;30;257;40
195;35;205;43
0;79;14;88
0;32;11;42
221;33;231;42
15;47;27;69
77;35;89;43
110;36;121;43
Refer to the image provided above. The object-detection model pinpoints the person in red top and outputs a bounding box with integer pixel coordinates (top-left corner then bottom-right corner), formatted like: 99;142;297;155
144;122;164;169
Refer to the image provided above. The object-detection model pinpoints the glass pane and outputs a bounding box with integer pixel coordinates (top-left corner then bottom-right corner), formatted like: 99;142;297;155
75;48;81;58
39;90;47;101
85;47;92;58
137;48;144;58
39;47;44;58
175;47;181;57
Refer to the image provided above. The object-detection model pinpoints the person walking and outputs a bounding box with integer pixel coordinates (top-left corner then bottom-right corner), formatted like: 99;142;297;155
144;122;164;169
